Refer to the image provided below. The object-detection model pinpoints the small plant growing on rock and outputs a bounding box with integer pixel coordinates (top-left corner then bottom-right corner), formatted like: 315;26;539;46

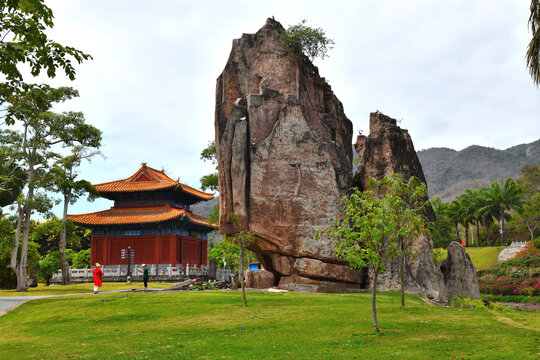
282;20;335;62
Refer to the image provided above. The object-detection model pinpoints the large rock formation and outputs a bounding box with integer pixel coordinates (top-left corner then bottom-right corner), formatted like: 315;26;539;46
215;18;358;292
440;242;481;299
354;112;448;302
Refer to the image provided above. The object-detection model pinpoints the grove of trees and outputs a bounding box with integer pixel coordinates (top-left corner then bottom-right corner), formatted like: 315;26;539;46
432;162;539;248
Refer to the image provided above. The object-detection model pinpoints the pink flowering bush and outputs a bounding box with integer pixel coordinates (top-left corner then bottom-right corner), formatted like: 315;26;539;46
478;276;540;296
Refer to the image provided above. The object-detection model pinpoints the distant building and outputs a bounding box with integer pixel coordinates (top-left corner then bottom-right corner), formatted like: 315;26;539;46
68;164;215;267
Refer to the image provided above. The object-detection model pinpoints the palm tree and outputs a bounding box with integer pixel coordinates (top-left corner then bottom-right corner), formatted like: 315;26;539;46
467;189;486;246
527;0;540;85
455;194;475;246
477;187;497;246
447;200;462;243
481;179;525;246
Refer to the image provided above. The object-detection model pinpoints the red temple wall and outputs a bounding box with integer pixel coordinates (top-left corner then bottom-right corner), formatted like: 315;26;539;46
91;235;207;267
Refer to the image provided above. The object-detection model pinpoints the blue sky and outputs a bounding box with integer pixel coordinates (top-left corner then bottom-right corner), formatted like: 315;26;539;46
6;0;540;217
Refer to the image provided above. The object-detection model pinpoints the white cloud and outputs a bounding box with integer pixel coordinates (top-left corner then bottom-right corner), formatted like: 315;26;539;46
8;0;538;216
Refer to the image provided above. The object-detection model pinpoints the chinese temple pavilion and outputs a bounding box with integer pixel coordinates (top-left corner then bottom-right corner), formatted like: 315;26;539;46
67;164;215;267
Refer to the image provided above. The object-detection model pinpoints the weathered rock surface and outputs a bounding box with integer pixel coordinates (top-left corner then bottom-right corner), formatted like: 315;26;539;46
440;242;480;299
354;112;448;302
245;269;274;289
215;18;356;291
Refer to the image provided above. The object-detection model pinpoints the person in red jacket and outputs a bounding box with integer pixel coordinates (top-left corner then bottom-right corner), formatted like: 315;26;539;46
93;263;103;294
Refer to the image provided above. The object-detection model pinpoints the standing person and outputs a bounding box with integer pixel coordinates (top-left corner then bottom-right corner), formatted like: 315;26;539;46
93;263;103;294
138;264;149;292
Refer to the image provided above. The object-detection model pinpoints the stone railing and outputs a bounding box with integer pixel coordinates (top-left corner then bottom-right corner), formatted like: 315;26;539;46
50;264;236;284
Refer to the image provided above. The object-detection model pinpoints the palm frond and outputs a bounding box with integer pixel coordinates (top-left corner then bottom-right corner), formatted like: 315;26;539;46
526;0;540;86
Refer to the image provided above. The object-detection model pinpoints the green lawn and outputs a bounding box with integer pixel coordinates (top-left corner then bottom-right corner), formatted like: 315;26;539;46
0;291;538;359
0;282;176;296
438;246;505;271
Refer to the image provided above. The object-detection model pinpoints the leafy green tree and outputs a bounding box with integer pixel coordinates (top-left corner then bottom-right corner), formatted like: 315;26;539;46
517;161;540;199
31;218;82;256
2;84;101;291
48;146;101;284
0;154;26;215
511;193;540;241
0;216;39;288
207;241;243;270
368;174;430;308
325;179;427;332
0;0;91;101
71;248;91;269
430;197;455;248
281;20;335;62
199;141;218;192
223;230;256;307
38;249;73;285
526;0;540;85
481;179;525;246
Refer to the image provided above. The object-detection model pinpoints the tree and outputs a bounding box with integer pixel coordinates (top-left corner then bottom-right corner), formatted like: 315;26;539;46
481;179;525;246
446;200;462;243
199;141;218;192
517;161;540;199
325;176;428;332
368;174;430;308
223;230;256;307
526;0;540;86
0;0;91;91
48;146;101;285
71;248;90;269
207;241;243;270
512;193;540;241
477;187;497;246
0;154;26;215
430;197;454;248
2;84;101;291
281;20;335;62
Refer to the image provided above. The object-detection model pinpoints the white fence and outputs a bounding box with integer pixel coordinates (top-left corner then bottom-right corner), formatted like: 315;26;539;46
51;264;236;283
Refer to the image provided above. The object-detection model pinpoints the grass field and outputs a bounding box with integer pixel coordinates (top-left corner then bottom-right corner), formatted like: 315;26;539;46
0;282;176;296
438;246;505;271
0;290;538;359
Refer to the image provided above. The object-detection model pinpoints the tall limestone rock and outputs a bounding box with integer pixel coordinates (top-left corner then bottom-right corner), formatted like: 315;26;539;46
215;18;359;292
354;112;448;302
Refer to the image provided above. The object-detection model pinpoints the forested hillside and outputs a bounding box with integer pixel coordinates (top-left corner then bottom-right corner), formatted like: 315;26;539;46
418;139;540;201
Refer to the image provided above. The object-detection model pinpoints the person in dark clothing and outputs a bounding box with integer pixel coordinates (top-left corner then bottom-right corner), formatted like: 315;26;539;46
138;264;149;292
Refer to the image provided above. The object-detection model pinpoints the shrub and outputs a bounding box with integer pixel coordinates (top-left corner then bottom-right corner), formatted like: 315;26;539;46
477;275;540;296
482;294;540;304
72;249;91;269
281;20;335;62
488;301;513;311
38;251;62;285
449;296;486;309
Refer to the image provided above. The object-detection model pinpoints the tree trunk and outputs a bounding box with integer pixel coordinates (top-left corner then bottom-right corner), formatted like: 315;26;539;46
400;254;405;308
8;203;23;276
476;220;481;246
17;161;35;292
372;270;379;332
499;212;505;246
464;224;469;246
527;225;536;241
484;222;491;246
60;191;71;285
455;223;460;242
239;244;247;307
